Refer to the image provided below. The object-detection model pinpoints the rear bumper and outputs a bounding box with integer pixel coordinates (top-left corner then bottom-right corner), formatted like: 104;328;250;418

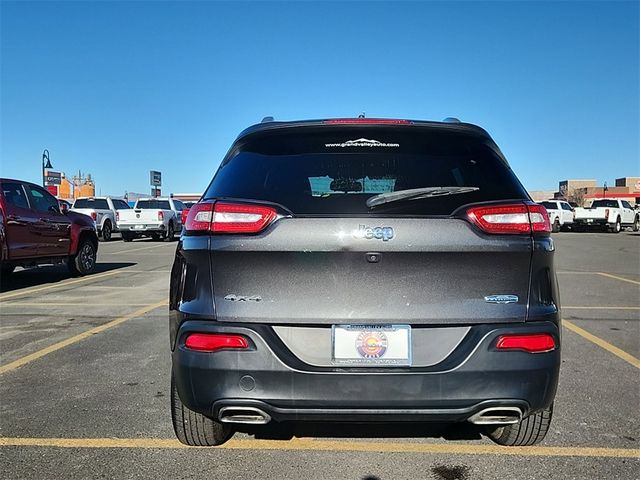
118;223;166;232
574;218;609;226
172;320;561;423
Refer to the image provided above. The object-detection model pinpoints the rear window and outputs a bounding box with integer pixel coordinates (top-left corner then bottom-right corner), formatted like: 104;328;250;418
73;198;109;209
591;200;618;208
540;201;556;209
137;200;170;209
204;127;528;215
113;199;130;210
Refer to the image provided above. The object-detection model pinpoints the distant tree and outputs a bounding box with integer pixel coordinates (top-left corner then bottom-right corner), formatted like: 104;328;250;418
568;188;586;207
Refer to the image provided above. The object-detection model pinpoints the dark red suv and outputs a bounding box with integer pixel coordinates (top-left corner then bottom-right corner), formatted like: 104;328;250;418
0;178;99;278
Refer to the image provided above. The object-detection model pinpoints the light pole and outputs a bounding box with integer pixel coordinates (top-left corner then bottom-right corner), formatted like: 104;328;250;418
42;149;52;187
603;181;608;199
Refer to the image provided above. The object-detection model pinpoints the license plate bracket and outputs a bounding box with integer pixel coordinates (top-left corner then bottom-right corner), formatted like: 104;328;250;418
332;325;411;366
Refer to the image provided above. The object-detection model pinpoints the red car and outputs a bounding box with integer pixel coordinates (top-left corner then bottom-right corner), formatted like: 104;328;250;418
0;178;99;277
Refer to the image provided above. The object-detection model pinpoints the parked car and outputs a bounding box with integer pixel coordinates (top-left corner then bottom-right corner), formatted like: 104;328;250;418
71;196;131;241
0;178;98;277
116;197;185;242
574;199;638;233
170;117;560;448
540;200;575;232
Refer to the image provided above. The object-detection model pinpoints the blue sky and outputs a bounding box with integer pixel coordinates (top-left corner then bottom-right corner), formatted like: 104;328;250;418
1;1;638;196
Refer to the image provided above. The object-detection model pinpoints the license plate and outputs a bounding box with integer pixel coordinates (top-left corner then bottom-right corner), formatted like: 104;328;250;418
332;325;411;366
586;219;593;223
133;225;145;230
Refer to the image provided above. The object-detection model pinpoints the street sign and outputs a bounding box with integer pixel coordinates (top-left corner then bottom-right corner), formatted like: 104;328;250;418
151;187;161;197
46;185;58;196
45;171;61;185
150;170;162;187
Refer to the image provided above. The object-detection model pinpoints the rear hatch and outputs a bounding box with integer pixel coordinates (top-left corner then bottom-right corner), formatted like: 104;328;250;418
196;123;535;325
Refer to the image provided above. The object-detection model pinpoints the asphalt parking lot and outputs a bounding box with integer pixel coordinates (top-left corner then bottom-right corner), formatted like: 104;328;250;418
0;232;638;480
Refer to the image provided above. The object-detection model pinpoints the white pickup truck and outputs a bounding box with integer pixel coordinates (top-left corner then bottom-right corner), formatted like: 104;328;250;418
71;196;131;241
116;197;186;242
574;199;639;233
540;200;575;232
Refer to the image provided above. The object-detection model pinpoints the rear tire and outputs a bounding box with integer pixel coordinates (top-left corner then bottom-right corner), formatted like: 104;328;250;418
552;219;561;233
165;222;175;242
68;237;97;276
100;221;112;242
633;216;639;232
121;232;134;242
486;404;553;446
610;217;621;233
171;372;233;446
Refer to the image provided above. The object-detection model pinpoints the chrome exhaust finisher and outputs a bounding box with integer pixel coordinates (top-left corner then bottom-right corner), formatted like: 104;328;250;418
218;406;271;425
468;407;523;425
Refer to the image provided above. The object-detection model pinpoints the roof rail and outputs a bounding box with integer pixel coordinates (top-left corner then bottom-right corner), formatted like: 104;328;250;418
442;117;461;123
261;116;274;123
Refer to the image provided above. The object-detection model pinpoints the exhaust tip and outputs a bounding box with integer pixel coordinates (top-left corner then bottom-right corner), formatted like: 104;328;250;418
468;407;523;425
219;406;271;425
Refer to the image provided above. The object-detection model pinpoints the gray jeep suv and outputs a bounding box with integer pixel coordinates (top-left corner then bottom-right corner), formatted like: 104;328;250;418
169;117;560;447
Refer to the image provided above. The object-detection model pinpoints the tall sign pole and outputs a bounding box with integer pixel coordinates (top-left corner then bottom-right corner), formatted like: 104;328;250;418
42;149;52;187
150;170;162;197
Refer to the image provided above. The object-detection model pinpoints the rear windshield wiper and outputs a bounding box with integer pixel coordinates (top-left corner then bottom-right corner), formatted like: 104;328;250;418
366;186;480;208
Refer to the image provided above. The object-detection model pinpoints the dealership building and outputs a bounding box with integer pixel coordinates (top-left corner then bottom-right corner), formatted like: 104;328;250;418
530;177;640;206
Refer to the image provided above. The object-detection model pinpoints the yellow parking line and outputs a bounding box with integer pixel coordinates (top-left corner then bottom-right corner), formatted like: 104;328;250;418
103;244;173;255
563;306;640;310
0;437;638;458
596;272;640;286
563;320;640;369
0;270;122;301
0;300;167;375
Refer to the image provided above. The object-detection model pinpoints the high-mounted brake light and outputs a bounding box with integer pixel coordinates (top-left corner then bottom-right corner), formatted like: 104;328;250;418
184;333;249;352
496;334;556;353
184;202;277;234
324;119;411;125
466;203;551;234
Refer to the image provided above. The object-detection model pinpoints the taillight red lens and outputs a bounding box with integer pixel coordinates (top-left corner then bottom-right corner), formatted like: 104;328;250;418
527;203;552;233
324;118;411;124
496;334;556;353
184;202;277;234
184;203;214;231
184;333;249;352
212;203;277;233
158;210;164;221
90;212;97;221
181;208;189;225
116;211;120;221
466;203;551;234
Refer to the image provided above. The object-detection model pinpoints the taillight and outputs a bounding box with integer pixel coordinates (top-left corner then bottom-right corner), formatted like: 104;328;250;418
466;203;551;234
604;209;609;220
158;210;164;221
181;208;189;225
184;333;249;352
116;211;120;221
184;202;277;234
90;212;97;221
496;334;556;353
324;118;411;124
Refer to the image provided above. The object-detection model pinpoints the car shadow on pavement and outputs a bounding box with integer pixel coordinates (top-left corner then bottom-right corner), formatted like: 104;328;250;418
240;421;484;442
0;262;136;293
